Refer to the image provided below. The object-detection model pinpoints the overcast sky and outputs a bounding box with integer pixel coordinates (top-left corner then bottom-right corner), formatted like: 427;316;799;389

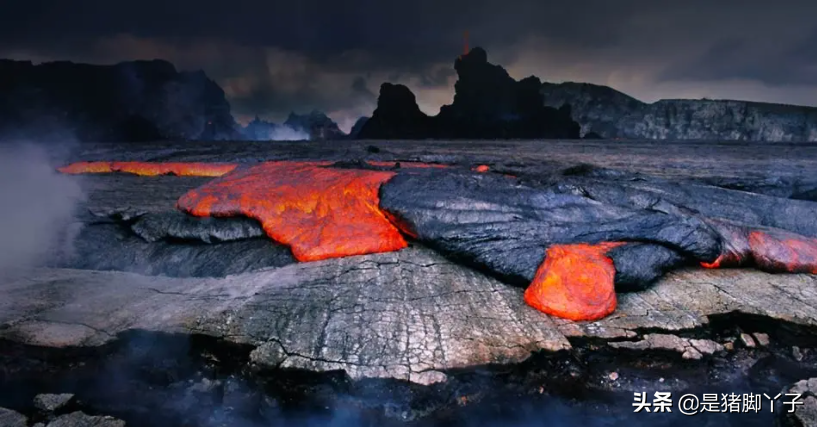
2;0;816;132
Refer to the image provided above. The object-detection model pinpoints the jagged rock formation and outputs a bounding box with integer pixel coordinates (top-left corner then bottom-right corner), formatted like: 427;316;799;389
358;48;580;139
283;110;346;140
0;59;241;142
358;83;435;139
541;81;817;141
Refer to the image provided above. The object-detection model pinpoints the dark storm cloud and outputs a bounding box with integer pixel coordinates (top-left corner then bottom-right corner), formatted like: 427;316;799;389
418;68;456;88
0;0;629;71
351;76;377;100
658;27;817;87
2;0;817;127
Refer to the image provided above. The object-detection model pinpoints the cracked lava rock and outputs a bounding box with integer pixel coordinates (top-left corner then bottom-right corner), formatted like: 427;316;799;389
58;159;817;322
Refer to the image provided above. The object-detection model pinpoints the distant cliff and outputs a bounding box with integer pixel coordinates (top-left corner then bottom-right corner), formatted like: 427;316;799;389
358;47;580;139
0;59;241;142
541;82;817;141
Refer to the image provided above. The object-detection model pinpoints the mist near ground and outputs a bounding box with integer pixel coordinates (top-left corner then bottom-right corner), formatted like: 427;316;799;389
0;143;85;277
265;125;311;141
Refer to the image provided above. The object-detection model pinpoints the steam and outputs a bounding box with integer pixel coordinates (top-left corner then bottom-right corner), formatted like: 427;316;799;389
240;122;311;141
0;143;85;277
266;125;310;141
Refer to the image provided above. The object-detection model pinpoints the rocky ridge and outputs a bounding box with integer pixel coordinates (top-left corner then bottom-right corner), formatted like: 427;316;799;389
541;81;817;141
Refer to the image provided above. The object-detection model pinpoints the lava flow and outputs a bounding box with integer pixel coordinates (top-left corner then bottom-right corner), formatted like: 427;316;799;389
60;159;817;322
703;229;817;274
524;242;625;321
176;161;407;262
58;161;237;177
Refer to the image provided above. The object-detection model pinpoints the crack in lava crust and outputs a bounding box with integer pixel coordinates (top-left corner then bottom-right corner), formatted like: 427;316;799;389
365;161;450;168
175;161;408;262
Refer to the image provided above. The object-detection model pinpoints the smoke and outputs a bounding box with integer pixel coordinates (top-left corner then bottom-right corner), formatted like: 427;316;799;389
0;143;85;277
267;125;311;141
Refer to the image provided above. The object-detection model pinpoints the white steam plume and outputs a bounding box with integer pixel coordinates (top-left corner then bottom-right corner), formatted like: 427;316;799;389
0;143;85;277
266;125;310;141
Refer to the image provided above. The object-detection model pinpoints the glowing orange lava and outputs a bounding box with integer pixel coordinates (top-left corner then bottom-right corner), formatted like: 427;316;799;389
524;242;625;321
700;256;726;269
472;165;490;173
58;161;237;177
748;231;817;273
701;227;817;274
58;161;118;174
176;161;407;262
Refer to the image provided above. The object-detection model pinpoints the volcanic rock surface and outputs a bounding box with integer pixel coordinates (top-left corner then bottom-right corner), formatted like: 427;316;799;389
778;378;817;426
51;146;817;323
47;411;126;427
358;48;580;139
0;407;27;427
0;59;241;142
542;81;817;141
6;247;817;383
4;139;817;426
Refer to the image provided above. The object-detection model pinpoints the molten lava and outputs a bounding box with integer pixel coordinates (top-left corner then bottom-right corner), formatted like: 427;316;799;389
701;224;817;274
472;165;490;173
748;231;817;273
58;161;118;174
176;161;407;262
524;242;625;321
58;161;237;177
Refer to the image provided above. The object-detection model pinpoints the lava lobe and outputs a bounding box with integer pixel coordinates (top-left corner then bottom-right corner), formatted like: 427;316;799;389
702;220;817;273
524;242;624;321
176;161;407;262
